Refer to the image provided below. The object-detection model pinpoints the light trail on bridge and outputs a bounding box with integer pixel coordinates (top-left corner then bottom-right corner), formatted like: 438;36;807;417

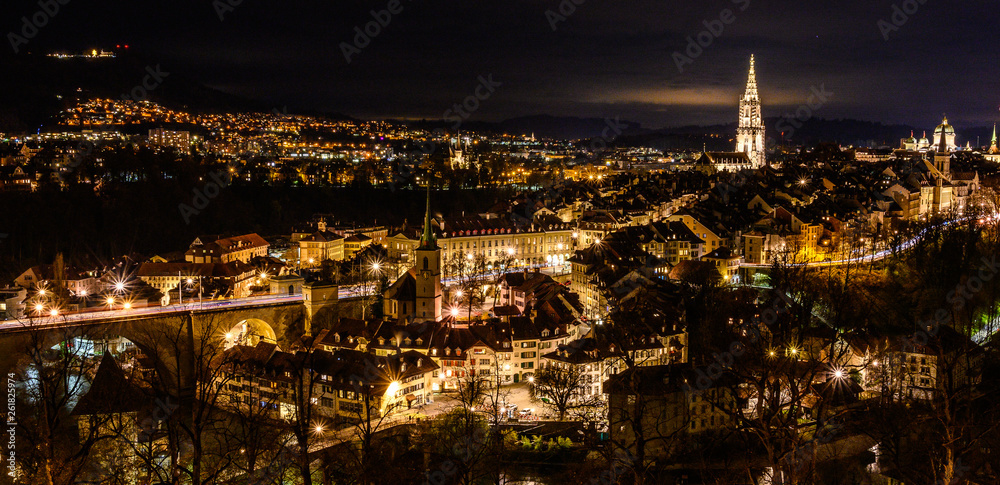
739;217;973;269
0;265;572;329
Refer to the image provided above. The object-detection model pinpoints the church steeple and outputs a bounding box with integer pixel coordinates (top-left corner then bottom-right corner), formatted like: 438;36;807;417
736;54;765;168
419;184;437;250
990;123;999;154
414;183;442;321
745;54;759;98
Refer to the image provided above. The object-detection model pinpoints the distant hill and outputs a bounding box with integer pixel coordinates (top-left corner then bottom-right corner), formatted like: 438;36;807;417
0;52;351;133
611;118;993;151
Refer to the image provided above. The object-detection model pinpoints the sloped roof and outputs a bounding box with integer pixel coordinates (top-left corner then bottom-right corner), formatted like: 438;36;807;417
72;353;147;416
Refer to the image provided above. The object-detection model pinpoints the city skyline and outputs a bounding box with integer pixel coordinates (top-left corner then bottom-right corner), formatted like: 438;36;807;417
4;2;1000;484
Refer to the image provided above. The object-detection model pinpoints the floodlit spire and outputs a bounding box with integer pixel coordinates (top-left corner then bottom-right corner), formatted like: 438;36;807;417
419;184;436;249
990;123;999;154
744;54;758;98
736;54;765;167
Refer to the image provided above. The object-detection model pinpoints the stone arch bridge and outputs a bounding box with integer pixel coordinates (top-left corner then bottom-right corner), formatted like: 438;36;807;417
0;300;313;395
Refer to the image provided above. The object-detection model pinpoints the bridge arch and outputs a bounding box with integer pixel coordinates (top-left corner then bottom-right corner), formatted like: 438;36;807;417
225;318;278;349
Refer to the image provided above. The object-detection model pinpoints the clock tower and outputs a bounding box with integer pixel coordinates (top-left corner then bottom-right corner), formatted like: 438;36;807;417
414;186;442;321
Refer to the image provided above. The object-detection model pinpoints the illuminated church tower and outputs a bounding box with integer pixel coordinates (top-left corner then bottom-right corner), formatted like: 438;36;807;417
736;55;766;168
414;186;442;321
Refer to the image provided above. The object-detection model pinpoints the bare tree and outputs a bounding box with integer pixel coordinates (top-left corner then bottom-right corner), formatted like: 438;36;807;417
11;323;117;485
529;364;601;421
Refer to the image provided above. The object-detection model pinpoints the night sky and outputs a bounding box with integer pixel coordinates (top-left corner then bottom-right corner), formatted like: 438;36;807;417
7;0;1000;129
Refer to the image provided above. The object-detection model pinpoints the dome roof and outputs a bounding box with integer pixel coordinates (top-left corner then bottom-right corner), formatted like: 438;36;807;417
935;116;955;134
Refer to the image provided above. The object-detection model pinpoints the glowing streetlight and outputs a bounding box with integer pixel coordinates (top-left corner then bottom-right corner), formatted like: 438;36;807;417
456;290;463;298
314;425;324;434
49;309;59;317
114;282;125;292
123;302;132;310
371;262;381;272
451;307;459;317
186;278;194;284
527;376;534;383
37;289;46;297
34;303;44;313
833;369;845;379
106;297;115;306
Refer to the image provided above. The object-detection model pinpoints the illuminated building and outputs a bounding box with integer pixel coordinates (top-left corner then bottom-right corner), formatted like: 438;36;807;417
735;55;766;168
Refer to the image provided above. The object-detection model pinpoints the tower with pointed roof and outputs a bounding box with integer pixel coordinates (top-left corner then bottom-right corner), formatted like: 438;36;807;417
414;185;442;321
736;55;766;168
990;124;999;154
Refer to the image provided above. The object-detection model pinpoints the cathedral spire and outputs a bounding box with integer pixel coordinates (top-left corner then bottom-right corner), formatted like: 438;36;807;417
419;184;437;249
745;54;758;98
990;123;998;154
736;54;765;168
